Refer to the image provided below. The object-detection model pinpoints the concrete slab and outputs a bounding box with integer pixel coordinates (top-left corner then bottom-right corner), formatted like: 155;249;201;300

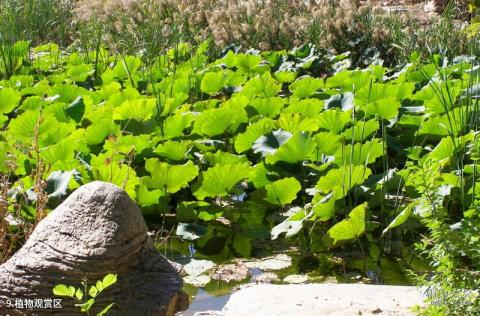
221;284;426;316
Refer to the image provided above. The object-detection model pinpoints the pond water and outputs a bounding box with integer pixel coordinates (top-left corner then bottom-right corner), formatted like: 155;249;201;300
160;237;427;316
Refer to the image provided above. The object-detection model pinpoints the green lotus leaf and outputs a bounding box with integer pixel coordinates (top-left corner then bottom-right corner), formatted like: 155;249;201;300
277;113;319;133
365;97;401;120
334;139;384;166
40;139;76;169
316;165;372;198
143;159;199;193
284;98;323;118
194;163;251;199
135;184;165;207
205;151;249;166
234;53;262;73
290;76;323;98
327;203;367;245
343;119;379;142
162;112;195;139
192;106;247;137
264;177;301;205
234;118;274;153
0;88;21;114
266;132;315;165
312;132;342;158
316;110;351;134
66;96;85;123
155;141;190;161
382;202;416;235
249;162;278;188
112;55;141;79
274;70;297;83
249;97;286;117
201;71;227;95
241;72;280;98
91;154;140;199
103;134;151;155
113;98;157;121
66;64;94;82
253;129;292;157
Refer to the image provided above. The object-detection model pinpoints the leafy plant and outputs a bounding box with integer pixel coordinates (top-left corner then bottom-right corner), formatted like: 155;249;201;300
53;274;117;315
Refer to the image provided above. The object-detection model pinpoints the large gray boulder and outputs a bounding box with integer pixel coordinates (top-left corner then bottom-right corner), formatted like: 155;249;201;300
0;181;187;315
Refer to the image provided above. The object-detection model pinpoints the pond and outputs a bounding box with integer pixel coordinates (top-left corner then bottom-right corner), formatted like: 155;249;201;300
158;237;428;315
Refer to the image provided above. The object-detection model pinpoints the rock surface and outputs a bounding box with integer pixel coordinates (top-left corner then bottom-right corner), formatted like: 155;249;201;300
0;181;187;315
221;284;426;316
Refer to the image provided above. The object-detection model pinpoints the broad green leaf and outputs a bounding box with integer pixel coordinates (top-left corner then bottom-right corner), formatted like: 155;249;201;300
316;110;351;134
201;71;227;95
290;77;323;98
276;113;319;133
143;160;199;193
192;106;247;137
67;64;94;82
266;132;315;165
365;97;401;120
155;141;190;161
135;185;164;207
205;151;249;166
316;165;372;198
113;98;156;121
312;193;336;221
327;203;367;245
264;177;301;205
241;72;280;98
0;88;21;114
91;154;140;199
382;203;415;235
194;163;251;199
284;98;323;117
343;119;379;142
312;132;342;158
66;96;85;123
234;118;274;153
162;112;194;139
252;129;291;157
249;97;285;117
334;139;384;166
